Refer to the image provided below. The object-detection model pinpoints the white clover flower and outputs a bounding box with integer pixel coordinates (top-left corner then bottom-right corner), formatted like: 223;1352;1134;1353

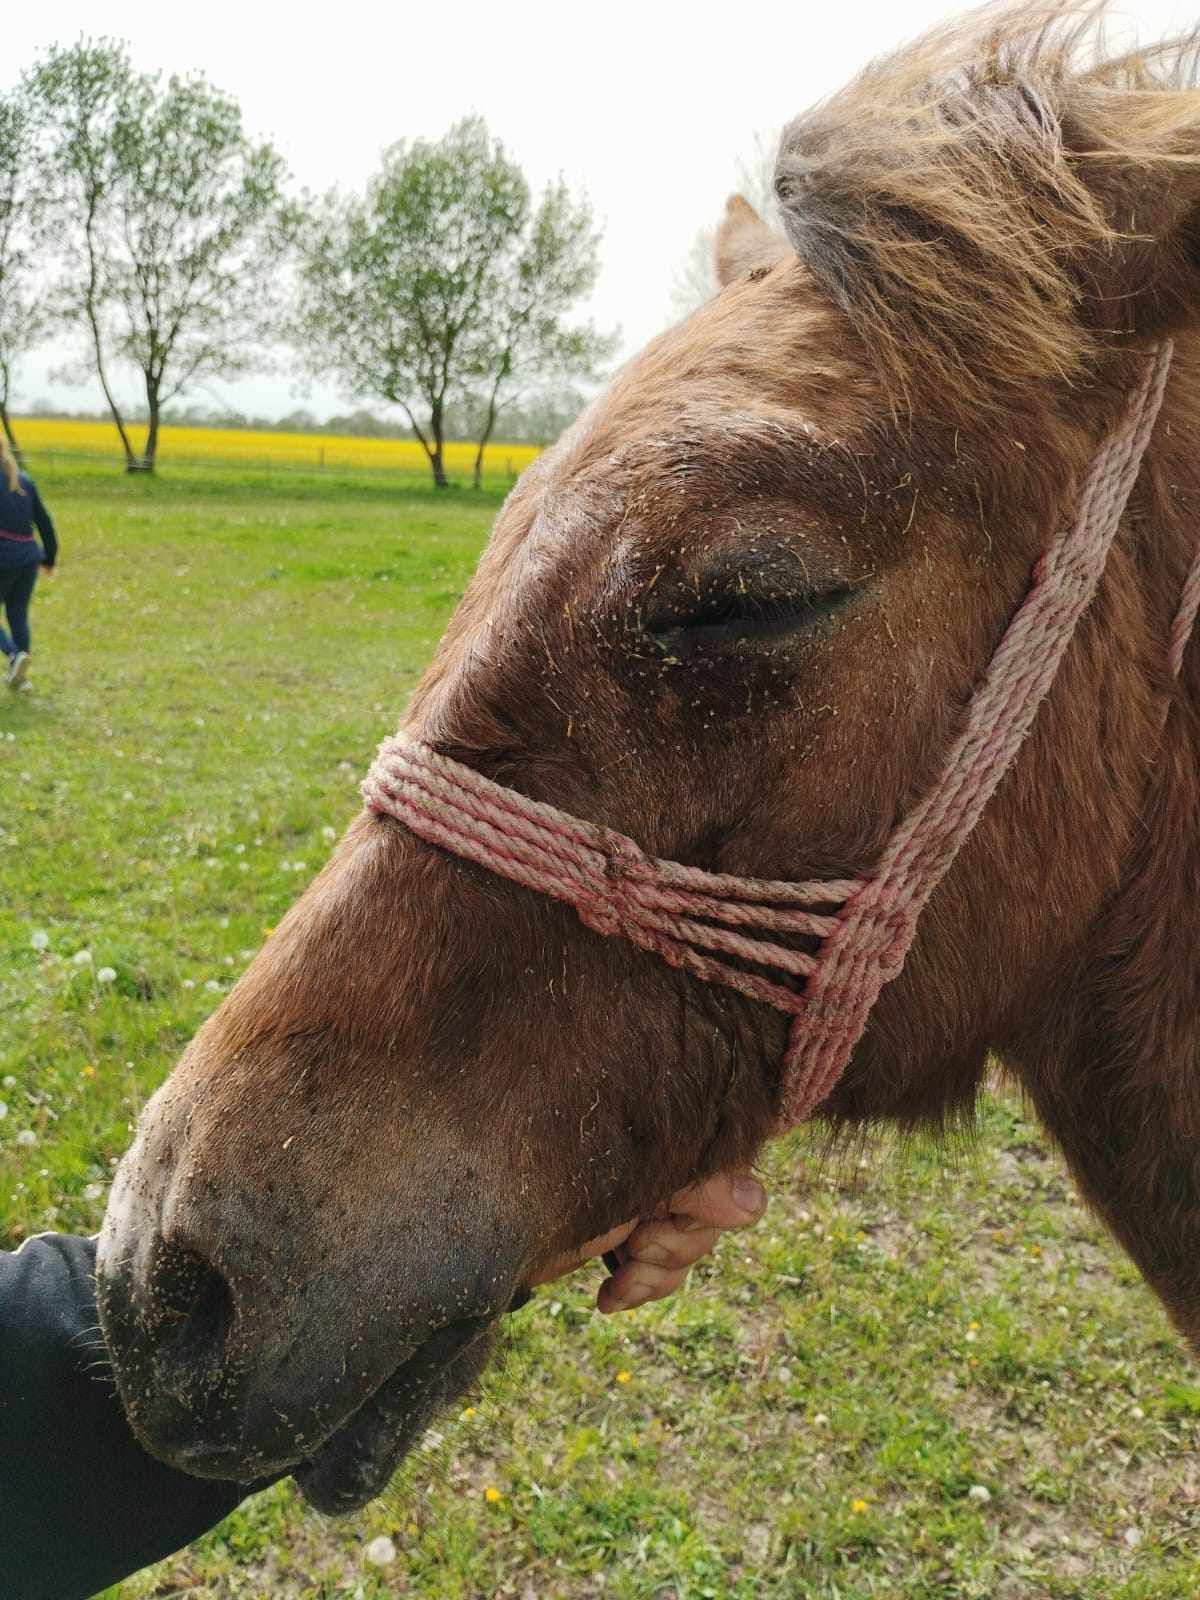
181;978;196;990
364;1536;396;1567
968;1485;991;1504
96;967;117;984
72;950;93;967
83;1183;104;1201
2;1075;15;1089
322;825;337;841
30;930;49;951
0;1102;8;1120
15;1129;37;1147
204;979;221;993
291;860;307;872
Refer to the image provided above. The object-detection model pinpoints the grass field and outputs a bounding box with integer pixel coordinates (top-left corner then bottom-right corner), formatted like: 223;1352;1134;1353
2;457;1200;1598
10;416;541;482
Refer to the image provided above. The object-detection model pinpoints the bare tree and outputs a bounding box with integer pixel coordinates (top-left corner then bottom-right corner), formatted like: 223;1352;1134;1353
31;40;141;466
32;40;288;470
297;117;612;490
0;87;47;456
462;179;615;488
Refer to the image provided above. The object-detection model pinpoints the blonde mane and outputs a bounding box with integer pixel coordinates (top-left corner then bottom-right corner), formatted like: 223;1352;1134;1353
775;0;1200;419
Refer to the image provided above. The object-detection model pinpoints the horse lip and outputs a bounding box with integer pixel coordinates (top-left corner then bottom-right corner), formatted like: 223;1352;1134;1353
293;1315;493;1514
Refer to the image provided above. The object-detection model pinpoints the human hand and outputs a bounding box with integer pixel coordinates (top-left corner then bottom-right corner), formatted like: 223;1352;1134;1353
40;564;55;578
530;1172;766;1313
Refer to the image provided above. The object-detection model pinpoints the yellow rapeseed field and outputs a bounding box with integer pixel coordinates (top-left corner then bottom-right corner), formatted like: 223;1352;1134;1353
12;415;541;478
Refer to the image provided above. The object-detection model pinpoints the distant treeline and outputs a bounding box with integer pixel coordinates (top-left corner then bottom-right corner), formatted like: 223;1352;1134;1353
20;387;590;449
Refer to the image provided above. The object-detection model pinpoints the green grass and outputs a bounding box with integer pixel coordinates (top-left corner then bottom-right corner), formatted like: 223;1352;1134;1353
4;459;1200;1597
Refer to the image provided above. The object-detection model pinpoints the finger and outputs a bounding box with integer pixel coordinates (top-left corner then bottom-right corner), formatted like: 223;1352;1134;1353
597;1258;692;1314
598;1223;722;1313
528;1218;637;1287
668;1172;765;1231
622;1216;722;1274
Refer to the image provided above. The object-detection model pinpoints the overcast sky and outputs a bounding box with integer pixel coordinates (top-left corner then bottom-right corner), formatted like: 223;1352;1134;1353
4;0;1193;420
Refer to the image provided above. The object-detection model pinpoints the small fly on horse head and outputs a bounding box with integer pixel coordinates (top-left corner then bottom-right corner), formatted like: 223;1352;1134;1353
98;2;1200;1514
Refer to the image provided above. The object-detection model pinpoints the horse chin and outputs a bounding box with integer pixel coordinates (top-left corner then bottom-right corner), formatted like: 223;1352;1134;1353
293;1316;498;1514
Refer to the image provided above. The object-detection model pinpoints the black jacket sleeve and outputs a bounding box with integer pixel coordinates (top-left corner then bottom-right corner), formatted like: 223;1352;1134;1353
0;1234;258;1600
28;484;56;568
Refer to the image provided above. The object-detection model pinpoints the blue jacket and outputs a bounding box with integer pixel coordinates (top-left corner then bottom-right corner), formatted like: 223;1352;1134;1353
0;1235;263;1599
0;472;57;568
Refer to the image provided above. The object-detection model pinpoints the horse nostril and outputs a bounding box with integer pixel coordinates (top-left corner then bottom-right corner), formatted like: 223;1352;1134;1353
149;1240;235;1356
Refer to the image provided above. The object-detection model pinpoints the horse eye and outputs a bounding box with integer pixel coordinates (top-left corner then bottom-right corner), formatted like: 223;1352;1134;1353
643;581;857;646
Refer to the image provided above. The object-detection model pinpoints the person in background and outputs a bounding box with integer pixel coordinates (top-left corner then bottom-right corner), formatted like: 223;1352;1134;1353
0;435;58;692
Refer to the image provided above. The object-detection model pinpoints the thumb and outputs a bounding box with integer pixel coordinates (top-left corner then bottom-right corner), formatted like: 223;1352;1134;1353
669;1172;765;1231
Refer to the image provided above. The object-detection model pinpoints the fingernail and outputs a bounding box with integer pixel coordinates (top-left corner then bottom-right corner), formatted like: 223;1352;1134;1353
732;1177;764;1216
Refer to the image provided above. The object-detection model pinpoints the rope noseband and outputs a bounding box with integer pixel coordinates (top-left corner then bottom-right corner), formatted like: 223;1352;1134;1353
364;343;1190;1128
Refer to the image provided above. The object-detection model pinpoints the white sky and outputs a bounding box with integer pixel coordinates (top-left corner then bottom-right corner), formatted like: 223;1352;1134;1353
4;0;1193;420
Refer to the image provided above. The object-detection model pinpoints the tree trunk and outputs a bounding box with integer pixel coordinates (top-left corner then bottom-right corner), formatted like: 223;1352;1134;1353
82;192;137;472
472;371;505;491
430;397;449;489
0;401;20;462
141;379;161;473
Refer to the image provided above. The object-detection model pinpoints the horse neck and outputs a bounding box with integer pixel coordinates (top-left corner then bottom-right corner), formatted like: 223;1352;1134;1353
1010;359;1200;1349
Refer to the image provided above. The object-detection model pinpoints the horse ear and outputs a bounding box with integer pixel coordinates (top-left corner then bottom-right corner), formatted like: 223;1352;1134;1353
714;194;792;287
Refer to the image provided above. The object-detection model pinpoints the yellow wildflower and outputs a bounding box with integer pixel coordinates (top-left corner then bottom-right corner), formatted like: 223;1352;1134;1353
850;1498;869;1515
484;1486;503;1504
616;1370;632;1384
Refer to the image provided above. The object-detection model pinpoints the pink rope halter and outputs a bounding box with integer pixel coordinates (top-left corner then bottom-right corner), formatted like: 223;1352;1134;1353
364;342;1190;1129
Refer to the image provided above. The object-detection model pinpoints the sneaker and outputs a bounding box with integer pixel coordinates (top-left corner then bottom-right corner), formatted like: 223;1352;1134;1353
7;651;30;690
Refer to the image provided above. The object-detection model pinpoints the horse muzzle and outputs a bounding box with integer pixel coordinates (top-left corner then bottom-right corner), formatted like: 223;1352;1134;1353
95;1081;526;1507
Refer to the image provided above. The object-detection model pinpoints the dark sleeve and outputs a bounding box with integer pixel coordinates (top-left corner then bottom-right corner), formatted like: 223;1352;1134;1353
0;1234;259;1600
28;483;57;567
